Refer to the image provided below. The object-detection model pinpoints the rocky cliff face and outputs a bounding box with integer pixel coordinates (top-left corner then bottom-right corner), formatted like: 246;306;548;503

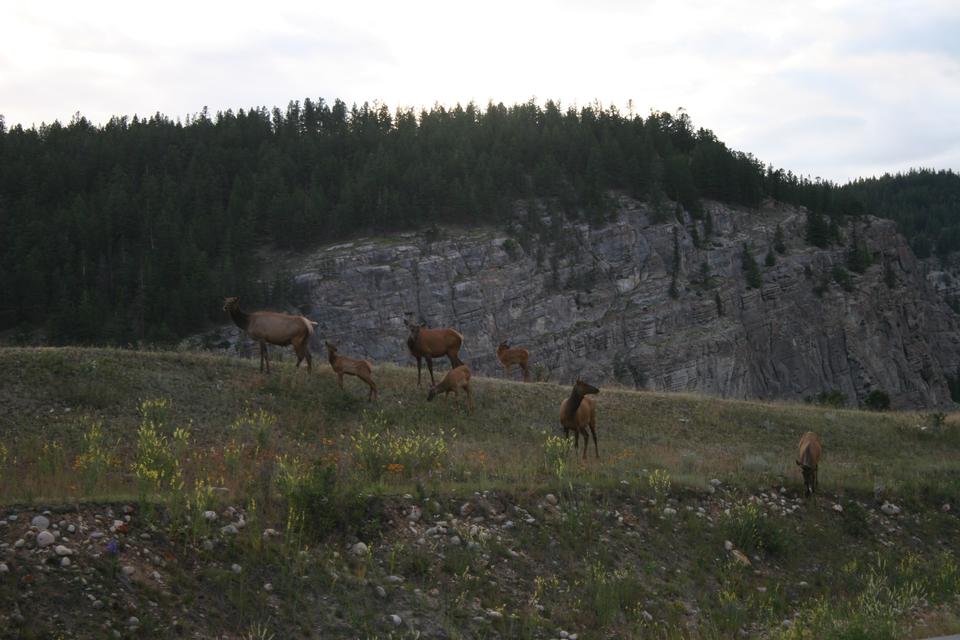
194;196;960;409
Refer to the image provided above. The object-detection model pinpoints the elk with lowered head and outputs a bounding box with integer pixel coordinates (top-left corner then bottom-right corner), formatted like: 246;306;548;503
325;341;378;401
404;318;464;386
559;379;600;460
796;431;822;498
427;364;474;412
223;296;317;373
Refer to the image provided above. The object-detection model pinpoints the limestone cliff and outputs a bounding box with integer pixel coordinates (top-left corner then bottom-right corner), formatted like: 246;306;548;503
193;196;960;409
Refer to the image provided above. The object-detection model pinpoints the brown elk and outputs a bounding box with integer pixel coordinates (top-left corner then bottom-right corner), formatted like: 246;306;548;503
796;431;822;497
223;296;317;373
427;364;474;412
325;341;378;401
496;341;530;382
559;379;600;460
404;319;464;386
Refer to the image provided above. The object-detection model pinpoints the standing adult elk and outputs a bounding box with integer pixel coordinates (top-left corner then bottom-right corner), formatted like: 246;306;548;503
796;431;822;497
404;319;464;386
223;296;317;373
560;379;600;460
325;342;378;401
496;342;530;382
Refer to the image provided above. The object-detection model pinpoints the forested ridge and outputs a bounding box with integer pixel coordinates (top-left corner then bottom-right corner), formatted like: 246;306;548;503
0;99;958;344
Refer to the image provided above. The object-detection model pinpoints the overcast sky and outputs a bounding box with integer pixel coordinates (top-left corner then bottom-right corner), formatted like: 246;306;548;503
2;0;958;183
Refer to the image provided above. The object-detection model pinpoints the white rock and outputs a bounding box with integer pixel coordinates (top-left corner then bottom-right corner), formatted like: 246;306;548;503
724;540;734;551
559;631;569;639
231;564;242;574
31;515;50;530
60;556;71;568
264;582;273;592
386;575;404;584
663;508;677;517
128;616;140;627
407;506;422;522
389;614;402;626
37;531;55;547
14;539;25;549
832;504;843;513
220;524;239;536
54;545;72;556
67;524;76;534
89;532;104;540
122;565;135;576
641;610;654;622
545;494;558;506
486;609;504;620
880;502;901;516
351;542;369;556
709;478;722;487
0;563;8;572
449;536;461;546
203;510;218;521
375;585;387;598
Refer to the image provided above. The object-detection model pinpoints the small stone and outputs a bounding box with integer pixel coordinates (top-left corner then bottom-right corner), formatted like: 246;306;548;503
641;610;654;623
0;563;8;572
89;531;104;540
60;556;71;568
460;502;474;517
407;506;422;522
14;539;25;549
32;515;51;530
486;609;503;620
880;502;901;516
220;524;239;536
386;575;404;584
37;531;55;547
128;616;139;627
942;503;951;513
122;566;135;576
67;524;76;534
262;528;280;540
389;614;402;626
545;494;558;506
6;514;17;522
351;542;369;556
203;510;218;521
449;536;461;546
375;585;387;598
122;505;135;515
724;540;734;551
832;504;843;513
710;478;722;487
663;507;677;517
140;533;151;540
54;545;72;556
231;564;242;574
92;600;104;609
559;631;569;638
263;583;273;592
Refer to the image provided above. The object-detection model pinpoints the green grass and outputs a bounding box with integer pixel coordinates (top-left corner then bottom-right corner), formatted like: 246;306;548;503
1;346;959;639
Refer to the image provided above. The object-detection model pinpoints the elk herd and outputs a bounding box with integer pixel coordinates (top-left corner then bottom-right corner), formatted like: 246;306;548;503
224;296;824;496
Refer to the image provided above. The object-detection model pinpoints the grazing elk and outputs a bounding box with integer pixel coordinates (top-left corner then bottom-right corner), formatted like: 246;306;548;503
325;341;378;401
427;364;474;412
223;296;317;373
559;379;600;460
796;431;822;498
404;319;464;386
496;342;530;382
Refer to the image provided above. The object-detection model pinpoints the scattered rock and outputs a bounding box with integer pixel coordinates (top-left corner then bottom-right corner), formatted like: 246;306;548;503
67;524;76;534
92;600;104;609
220;524;239;536
127;616;140;627
351;542;369;556
231;564;242;574
31;515;51;530
389;614;402;626
407;506;422;522
375;585;387;598
14;539;25;549
386;575;404;584
122;566;136;576
832;504;843;513
54;545;72;556
641;610;654;623
486;609;504;620
460;502;474;517
0;563;8;573
942;503;951;513
89;531;104;540
880;502;902;516
663;507;677;517
724;540;734;551
264;583;273;592
710;479;722;487
545;494;558;506
262;528;280;540
449;535;462;546
203;510;218;521
60;556;71;568
37;530;55;548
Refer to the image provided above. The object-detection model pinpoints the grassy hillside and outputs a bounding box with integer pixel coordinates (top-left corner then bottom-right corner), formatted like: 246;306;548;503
1;347;959;639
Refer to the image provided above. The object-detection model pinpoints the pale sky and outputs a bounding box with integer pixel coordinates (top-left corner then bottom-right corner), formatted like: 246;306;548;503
2;0;958;183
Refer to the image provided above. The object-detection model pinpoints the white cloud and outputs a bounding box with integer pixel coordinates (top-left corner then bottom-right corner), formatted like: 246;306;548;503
1;0;958;181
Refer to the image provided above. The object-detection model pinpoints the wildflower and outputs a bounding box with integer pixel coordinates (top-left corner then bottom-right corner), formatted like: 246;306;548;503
106;539;120;555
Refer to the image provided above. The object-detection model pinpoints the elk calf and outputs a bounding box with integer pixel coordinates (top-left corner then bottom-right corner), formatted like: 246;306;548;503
325;342;378;401
559;379;600;459
427;364;473;412
405;319;464;386
496;342;530;382
223;296;317;373
796;431;822;497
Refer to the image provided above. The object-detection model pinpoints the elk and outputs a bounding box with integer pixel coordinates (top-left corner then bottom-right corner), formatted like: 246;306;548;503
223;296;317;373
325;341;378;401
559;379;600;460
427;364;473;412
404;319;464;386
796;431;822;498
496;341;530;382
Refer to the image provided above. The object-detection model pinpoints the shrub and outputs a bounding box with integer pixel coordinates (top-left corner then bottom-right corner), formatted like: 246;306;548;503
544;434;574;482
284;461;384;542
863;389;891;411
724;502;784;555
350;413;452;481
